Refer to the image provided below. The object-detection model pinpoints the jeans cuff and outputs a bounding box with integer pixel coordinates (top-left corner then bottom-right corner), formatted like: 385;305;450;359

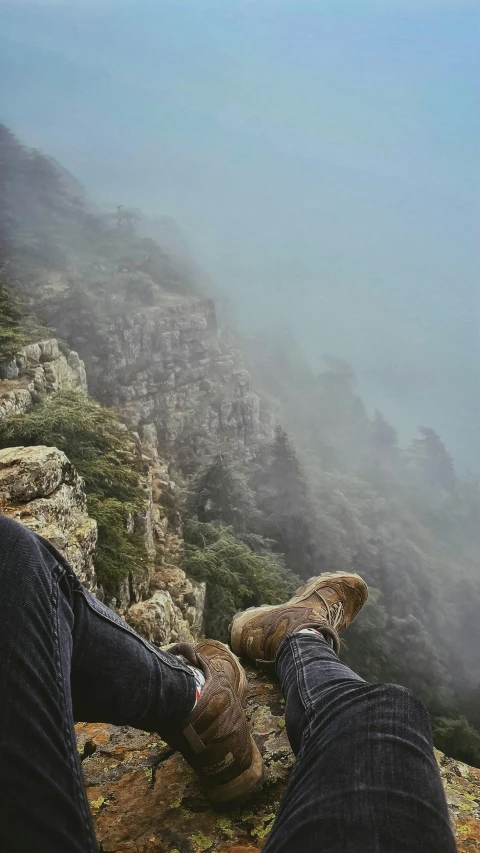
275;630;332;678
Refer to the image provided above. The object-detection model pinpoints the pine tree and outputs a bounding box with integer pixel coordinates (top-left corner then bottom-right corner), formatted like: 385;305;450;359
409;426;455;493
0;280;25;362
371;410;398;450
255;427;320;578
187;453;259;533
358;410;401;493
0;279;49;364
183;520;299;640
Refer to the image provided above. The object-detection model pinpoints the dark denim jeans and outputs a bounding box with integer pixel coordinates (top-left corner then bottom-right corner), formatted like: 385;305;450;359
263;633;456;852
0;515;456;852
0;515;195;852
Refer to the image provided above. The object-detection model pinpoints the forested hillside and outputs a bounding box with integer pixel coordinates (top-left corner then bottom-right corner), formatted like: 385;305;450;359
1;125;479;766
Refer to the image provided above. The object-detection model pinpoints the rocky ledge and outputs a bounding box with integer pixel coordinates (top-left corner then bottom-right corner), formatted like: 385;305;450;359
0;443;204;645
76;667;480;853
0;444;98;589
0;338;87;420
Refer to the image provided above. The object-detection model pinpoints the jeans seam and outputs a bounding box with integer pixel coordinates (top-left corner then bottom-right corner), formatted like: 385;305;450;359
52;568;98;853
291;637;314;741
75;587;193;675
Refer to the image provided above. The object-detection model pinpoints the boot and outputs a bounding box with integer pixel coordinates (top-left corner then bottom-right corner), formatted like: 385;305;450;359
230;571;368;665
164;640;263;806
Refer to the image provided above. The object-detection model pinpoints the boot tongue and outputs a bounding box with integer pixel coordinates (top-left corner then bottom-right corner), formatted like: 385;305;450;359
168;642;201;667
312;585;336;604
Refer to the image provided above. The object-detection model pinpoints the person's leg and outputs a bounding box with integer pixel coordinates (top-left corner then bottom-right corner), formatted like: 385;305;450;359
231;572;456;853
263;631;456;853
0;514;196;853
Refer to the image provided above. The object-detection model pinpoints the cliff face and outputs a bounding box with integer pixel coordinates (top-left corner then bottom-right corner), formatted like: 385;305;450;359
0;343;205;645
121;423;206;642
87;298;272;467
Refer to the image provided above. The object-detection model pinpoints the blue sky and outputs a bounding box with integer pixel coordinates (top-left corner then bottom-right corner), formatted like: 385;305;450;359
1;0;479;468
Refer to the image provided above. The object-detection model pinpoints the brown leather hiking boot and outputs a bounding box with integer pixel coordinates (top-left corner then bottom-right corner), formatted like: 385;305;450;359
164;641;263;806
230;571;368;665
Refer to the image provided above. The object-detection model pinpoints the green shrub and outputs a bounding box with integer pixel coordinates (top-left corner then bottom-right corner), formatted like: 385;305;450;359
87;496;149;594
183;520;300;641
0;390;147;596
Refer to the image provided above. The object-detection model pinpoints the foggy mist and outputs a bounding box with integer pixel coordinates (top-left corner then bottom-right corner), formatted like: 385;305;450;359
1;0;478;470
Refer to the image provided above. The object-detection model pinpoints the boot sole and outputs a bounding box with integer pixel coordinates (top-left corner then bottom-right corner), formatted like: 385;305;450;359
230;570;368;657
207;735;264;807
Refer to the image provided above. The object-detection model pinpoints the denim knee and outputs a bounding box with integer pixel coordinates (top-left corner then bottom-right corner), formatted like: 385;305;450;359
380;683;428;713
0;513;34;547
0;514;64;599
370;683;432;737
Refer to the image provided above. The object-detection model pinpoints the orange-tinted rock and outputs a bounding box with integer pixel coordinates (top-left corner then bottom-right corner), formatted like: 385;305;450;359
76;668;480;852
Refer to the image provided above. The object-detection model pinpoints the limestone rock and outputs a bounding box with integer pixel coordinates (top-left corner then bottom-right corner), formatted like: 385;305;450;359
116;425;206;641
0;338;87;421
0;445;97;590
0;439;201;647
0;445;71;500
126;590;194;645
149;565;206;639
76;668;480;852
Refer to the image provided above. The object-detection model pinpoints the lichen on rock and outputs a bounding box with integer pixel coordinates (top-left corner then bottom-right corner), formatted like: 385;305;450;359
126;589;194;646
0;444;98;590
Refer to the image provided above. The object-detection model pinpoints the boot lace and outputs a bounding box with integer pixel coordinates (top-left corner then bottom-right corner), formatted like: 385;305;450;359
314;592;345;630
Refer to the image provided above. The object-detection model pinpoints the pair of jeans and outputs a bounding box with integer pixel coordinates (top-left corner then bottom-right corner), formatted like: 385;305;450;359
0;514;456;852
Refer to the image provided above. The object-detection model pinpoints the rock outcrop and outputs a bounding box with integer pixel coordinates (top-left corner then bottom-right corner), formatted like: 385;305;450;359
126;590;195;646
0;445;98;590
0;338;87;420
119;423;205;639
76;666;480;853
88;299;272;467
0;334;206;643
0;441;203;646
